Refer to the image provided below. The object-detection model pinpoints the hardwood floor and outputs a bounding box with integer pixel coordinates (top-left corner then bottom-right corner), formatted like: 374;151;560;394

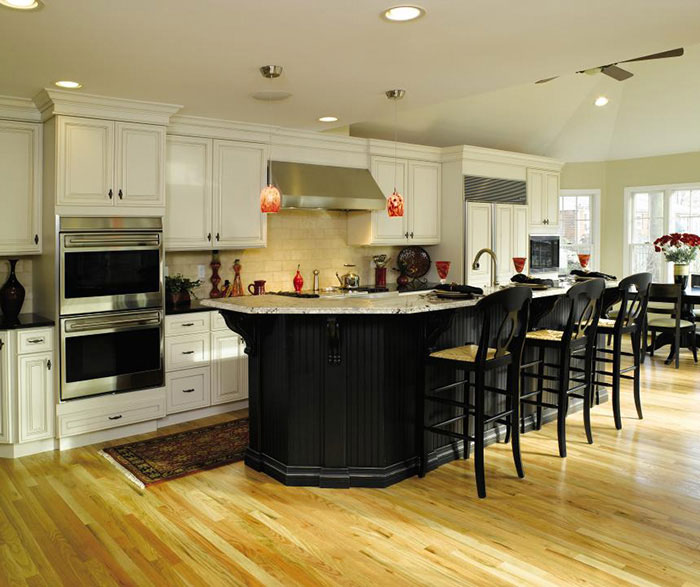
1;351;699;586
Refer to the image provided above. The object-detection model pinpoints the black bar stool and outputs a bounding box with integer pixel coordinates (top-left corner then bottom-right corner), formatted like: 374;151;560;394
595;273;652;429
520;279;605;457
419;287;532;499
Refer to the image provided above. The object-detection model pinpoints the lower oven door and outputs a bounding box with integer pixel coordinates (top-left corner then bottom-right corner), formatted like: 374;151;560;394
60;310;164;401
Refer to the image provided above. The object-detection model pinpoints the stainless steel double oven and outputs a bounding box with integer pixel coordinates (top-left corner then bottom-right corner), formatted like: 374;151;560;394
58;217;164;401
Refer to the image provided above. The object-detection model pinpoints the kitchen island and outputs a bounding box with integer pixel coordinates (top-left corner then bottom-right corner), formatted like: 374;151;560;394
202;286;611;488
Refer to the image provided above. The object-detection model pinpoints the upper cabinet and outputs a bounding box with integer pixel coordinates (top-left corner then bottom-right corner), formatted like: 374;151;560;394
527;168;560;231
0;120;42;255
165;136;266;250
347;156;441;246
56;116;165;208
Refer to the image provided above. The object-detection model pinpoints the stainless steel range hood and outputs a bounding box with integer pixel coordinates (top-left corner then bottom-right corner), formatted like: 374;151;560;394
270;161;386;211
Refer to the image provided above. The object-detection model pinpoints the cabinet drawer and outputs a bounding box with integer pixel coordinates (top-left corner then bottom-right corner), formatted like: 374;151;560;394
17;328;53;354
57;391;166;438
211;311;229;331
166;367;211;414
165;333;210;371
165;312;211;336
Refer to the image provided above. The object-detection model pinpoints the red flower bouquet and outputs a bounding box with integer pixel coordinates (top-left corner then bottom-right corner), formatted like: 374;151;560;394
653;232;700;264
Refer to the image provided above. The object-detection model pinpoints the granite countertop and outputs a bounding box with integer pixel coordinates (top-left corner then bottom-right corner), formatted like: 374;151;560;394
0;313;55;330
165;299;218;315
200;284;609;315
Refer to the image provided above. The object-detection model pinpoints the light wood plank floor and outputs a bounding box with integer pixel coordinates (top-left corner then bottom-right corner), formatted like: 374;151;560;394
1;350;699;586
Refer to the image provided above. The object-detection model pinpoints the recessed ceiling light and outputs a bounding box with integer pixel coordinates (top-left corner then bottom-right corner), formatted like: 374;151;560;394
55;80;83;89
382;5;425;22
594;96;609;107
318;116;338;123
0;0;40;9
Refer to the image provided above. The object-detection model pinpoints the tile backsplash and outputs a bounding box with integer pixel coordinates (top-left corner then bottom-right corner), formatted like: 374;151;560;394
165;210;401;297
0;257;33;315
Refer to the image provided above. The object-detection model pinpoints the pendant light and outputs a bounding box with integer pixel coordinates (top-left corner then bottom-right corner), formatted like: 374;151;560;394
259;65;283;213
385;89;405;217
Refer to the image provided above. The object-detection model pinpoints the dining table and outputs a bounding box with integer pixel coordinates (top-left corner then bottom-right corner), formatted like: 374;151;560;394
648;284;700;363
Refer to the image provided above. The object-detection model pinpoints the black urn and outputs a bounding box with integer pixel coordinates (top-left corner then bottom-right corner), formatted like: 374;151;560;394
0;259;26;324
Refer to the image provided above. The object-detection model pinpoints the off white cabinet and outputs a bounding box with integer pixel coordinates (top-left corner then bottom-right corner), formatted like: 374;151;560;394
347;156;441;246
527;168;560;230
17;352;54;443
466;202;493;287
165;136;267;250
0;121;42;255
211;330;247;405
0;333;8;443
57;116;165;208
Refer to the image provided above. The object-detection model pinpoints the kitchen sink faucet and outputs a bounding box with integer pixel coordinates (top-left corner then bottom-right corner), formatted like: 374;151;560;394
472;248;499;288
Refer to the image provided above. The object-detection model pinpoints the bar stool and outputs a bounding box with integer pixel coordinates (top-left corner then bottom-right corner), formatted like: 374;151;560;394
419;287;532;498
595;273;652;429
520;279;605;457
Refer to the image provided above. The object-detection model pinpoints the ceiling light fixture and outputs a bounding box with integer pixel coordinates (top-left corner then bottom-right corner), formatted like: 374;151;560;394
0;0;39;9
594;96;609;107
385;89;406;218
382;5;425;22
54;80;83;89
259;65;283;214
318;116;338;123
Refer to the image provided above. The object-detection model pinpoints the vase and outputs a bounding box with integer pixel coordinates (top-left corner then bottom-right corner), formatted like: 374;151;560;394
0;259;26;324
673;263;690;289
210;252;222;298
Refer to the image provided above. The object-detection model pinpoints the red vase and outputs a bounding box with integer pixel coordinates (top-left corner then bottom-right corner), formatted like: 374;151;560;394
210;253;222;298
293;266;304;293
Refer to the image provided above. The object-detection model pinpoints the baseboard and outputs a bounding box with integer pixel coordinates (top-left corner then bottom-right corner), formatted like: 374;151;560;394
57;420;158;451
0;438;55;459
157;400;247;428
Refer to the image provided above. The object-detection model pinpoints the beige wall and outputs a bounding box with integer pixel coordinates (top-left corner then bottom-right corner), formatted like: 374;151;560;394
0;257;33;316
561;151;700;278
166;210;400;298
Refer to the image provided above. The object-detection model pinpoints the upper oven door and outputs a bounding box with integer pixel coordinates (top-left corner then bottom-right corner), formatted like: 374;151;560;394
60;232;163;315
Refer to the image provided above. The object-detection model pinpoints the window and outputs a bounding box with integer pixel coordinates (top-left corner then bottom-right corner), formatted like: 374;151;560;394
626;184;700;281
559;190;600;272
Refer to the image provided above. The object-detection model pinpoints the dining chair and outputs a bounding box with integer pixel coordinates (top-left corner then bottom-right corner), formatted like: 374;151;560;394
646;283;697;369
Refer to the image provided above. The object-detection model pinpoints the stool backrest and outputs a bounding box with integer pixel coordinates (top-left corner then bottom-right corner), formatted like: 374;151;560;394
648;283;683;319
475;286;532;361
615;272;653;328
562;278;606;341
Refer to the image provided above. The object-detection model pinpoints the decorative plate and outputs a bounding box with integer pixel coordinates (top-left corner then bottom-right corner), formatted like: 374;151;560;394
397;246;431;279
434;290;476;300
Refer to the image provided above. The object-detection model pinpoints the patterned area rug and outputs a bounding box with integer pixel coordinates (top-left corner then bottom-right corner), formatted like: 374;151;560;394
100;418;248;488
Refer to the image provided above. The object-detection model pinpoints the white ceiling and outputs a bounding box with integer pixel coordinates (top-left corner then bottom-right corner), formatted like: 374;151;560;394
2;0;700;160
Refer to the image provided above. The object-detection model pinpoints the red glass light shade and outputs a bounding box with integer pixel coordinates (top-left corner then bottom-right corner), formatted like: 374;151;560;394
260;184;281;213
387;189;404;217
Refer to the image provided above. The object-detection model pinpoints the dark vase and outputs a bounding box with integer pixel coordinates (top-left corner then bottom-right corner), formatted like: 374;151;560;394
0;259;26;324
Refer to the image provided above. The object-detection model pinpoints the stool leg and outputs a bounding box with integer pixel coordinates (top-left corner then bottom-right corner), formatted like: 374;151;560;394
612;333;623;430
535;345;545;430
474;370;486;498
504;376;513;443
419;363;429;478
640;320;647;365
631;329;643;420
650;330;656;357
583;341;594;444
509;363;524;479
461;368;470;459
557;353;570;458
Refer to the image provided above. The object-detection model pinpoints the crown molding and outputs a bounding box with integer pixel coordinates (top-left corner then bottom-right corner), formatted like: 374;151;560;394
33;89;182;125
441;144;563;171
0;96;41;122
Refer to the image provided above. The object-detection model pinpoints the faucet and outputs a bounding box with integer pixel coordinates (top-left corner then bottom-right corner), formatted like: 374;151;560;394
472;248;499;288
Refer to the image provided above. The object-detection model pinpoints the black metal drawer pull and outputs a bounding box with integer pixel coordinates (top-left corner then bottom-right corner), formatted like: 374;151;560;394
118;189;123;200
108;189;113;199
181;323;195;327
108;415;122;420
181;350;195;355
182;388;195;393
27;338;44;344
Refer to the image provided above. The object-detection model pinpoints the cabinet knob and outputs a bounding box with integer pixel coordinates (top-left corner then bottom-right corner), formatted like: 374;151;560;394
410;231;414;238
47;359;51;370
34;234;39;245
404;232;409;239
108;189;113;199
118;189;123;200
207;233;212;242
215;233;220;241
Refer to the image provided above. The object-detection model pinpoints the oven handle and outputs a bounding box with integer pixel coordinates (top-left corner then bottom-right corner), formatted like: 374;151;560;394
64;234;161;249
65;314;162;333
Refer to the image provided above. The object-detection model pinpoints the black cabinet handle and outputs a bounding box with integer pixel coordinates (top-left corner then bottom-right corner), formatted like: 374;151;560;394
215;233;220;241
404;232;409;238
27;338;44;344
410;231;414;238
108;189;113;199
34;234;39;245
118;189;123;200
182;388;195;393
181;350;195;355
181;323;195;327
47;359;51;370
207;233;211;242
108;415;122;420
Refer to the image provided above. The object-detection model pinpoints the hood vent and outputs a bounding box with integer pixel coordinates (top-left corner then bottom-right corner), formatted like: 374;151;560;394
271;161;386;211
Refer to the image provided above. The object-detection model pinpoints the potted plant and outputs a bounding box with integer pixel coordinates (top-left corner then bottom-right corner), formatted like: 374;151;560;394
653;232;700;288
165;274;202;307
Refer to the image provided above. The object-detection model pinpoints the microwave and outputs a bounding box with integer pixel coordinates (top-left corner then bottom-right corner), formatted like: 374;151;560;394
529;235;560;274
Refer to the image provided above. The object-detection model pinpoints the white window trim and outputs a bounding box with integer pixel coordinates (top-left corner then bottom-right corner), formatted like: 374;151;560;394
560;189;601;272
623;182;700;278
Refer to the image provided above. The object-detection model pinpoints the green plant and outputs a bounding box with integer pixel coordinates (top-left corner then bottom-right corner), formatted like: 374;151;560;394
165;274;202;296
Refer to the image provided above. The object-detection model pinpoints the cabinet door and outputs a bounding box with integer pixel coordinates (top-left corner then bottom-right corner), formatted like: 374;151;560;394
466;202;492;287
57;116;114;206
494;204;514;285
0;333;8;443
211;331;248;405
165;136;213;250
527;168;545;226
115;123;165;206
213;141;267;248
0;121;41;255
18;352;54;443
370;156;409;244
545;172;560;227
408;160;441;244
513;205;529;272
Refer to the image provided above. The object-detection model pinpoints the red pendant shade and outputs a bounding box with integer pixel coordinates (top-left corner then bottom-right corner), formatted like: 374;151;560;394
260;184;281;213
387;189;404;217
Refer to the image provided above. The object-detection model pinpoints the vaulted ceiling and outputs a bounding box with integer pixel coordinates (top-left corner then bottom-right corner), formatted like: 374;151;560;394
2;0;700;161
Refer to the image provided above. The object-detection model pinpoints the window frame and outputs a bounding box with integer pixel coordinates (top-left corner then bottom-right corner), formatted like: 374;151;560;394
559;189;601;272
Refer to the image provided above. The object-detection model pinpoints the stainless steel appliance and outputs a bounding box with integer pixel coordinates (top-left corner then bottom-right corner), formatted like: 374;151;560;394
60;309;164;400
529;235;560;274
59;217;163;316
